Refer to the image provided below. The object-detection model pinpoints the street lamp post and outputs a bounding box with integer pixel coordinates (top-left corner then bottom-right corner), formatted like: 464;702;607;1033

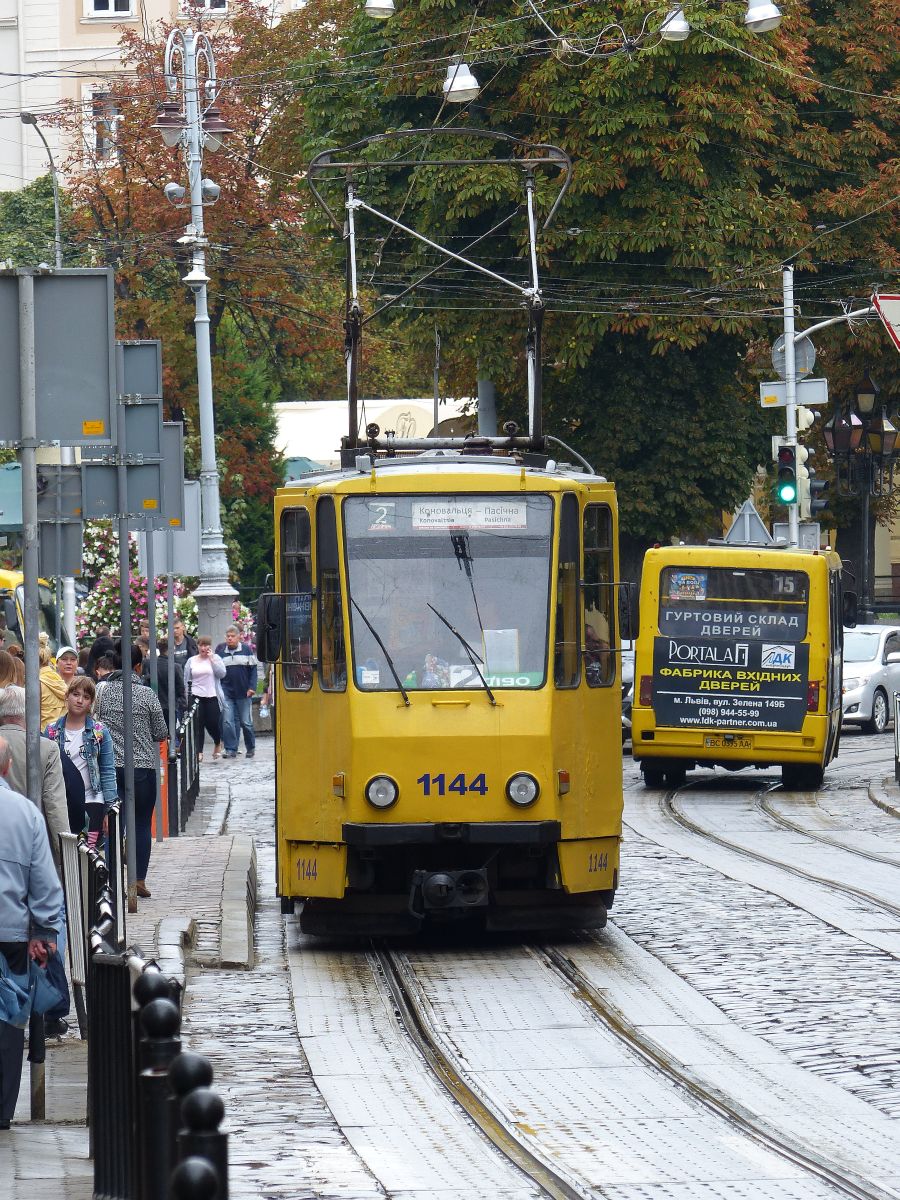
153;30;236;639
824;373;899;622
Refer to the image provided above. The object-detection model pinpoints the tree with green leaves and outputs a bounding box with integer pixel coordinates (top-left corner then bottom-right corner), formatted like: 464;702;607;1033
272;0;897;566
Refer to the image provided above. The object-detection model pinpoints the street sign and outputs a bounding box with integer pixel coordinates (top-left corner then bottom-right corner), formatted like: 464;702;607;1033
81;461;164;520
759;378;829;409
119;340;163;398
0;270;116;445
773;521;821;550
723;500;774;546
36;465;83;522
771;333;816;381
137;481;202;577
0;463;21;529
39;521;84;577
873;294;900;354
157;422;186;530
81;399;164;464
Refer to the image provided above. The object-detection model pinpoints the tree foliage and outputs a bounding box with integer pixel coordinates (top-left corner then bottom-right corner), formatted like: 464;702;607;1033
276;0;898;553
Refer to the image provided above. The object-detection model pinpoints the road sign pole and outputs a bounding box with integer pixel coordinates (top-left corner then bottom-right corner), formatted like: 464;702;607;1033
782;266;800;547
166;529;177;838
116;395;137;914
145;517;163;845
18;273;42;811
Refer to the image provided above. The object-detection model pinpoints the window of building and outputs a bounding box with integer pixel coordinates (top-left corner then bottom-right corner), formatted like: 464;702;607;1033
85;90;121;163
181;0;227;11
87;0;133;16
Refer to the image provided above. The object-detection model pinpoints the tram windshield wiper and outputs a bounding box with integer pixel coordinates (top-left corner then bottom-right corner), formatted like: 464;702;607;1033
427;603;496;706
350;596;410;706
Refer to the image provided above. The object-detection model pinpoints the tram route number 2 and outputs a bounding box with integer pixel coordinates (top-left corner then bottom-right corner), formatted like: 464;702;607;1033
417;772;488;796
588;851;608;874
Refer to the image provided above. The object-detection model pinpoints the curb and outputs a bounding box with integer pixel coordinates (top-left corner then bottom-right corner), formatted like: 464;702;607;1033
869;777;900;819
220;833;257;969
154;915;195;990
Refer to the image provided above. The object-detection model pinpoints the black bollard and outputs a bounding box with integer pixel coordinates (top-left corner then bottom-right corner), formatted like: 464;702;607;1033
170;1156;219;1200
137;997;182;1200
177;1088;228;1200
167;1054;214;1178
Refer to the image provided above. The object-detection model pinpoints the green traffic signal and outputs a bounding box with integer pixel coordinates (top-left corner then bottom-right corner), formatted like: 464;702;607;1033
774;445;797;505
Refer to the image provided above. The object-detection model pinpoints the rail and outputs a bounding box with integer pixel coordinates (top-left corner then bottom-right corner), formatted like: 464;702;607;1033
168;700;202;834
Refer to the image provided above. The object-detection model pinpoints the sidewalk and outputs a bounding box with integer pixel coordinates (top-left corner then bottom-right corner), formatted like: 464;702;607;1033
2;744;261;1200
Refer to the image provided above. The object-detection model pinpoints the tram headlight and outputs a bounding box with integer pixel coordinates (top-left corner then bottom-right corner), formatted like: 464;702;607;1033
365;775;399;809
506;773;539;807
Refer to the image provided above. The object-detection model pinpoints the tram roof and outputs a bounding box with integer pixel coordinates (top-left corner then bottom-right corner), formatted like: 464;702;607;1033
277;449;612;493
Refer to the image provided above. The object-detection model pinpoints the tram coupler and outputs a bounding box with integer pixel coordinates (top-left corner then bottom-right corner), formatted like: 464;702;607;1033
409;868;489;917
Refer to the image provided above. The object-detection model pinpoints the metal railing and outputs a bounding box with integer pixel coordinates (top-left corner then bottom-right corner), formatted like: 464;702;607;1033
171;701;202;833
83;842;229;1200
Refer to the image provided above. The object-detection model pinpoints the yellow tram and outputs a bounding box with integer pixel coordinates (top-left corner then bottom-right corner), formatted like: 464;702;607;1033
257;453;627;934
631;542;853;790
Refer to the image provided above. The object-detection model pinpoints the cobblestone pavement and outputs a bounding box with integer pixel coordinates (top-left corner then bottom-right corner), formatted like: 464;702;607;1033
3;760;240;1200
618;757;900;1118
179;744;384;1200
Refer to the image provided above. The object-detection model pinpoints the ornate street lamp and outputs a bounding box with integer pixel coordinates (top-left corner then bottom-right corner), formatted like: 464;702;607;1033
824;373;899;621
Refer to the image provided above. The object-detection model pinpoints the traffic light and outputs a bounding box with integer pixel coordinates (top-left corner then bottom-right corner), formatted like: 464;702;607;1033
774;444;797;505
796;446;811;517
809;476;829;515
796;405;817;434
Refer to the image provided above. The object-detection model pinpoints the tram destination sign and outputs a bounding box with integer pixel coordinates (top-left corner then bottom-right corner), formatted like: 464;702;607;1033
652;636;810;732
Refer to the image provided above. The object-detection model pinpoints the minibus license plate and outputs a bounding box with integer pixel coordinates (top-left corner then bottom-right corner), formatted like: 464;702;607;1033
704;735;752;750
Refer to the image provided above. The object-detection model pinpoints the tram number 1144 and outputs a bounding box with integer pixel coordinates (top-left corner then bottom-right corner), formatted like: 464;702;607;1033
417;773;488;797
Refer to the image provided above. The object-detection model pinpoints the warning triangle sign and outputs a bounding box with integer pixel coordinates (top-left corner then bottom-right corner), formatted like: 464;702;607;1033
874;294;900;354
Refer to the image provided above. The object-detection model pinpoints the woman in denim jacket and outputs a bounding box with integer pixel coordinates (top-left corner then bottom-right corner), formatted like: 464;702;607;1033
44;677;117;846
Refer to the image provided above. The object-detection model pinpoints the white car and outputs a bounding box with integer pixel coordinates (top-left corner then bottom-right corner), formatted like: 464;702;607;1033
621;639;635;744
842;624;900;734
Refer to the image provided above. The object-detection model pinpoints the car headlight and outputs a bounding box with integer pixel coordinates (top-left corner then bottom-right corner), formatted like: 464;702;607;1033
365;775;398;809
842;677;860;692
506;773;539;807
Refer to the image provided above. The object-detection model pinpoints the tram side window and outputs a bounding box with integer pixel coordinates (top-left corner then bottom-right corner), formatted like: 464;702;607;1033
554;494;581;688
583;504;614;687
280;508;313;691
317;498;347;692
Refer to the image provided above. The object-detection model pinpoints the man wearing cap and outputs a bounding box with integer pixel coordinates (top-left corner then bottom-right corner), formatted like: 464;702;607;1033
55;646;79;689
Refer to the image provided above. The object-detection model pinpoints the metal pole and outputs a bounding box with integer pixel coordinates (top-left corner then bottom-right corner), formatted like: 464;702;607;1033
166;530;178;838
177;29;234;636
145;520;163;845
861;466;872;623
18;273;42;820
433;327;440;434
477;375;496;437
782;266;800;547
23;116;77;640
116;397;137;914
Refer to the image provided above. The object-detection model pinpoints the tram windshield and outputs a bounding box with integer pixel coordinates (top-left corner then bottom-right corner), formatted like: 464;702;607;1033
658;566;810;642
344;494;553;690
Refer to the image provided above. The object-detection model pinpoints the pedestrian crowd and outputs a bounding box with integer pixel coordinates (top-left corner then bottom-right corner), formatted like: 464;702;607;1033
0;616;262;1130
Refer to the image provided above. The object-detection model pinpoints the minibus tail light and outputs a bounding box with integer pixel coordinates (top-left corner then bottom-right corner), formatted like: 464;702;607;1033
807;680;820;712
639;675;653;706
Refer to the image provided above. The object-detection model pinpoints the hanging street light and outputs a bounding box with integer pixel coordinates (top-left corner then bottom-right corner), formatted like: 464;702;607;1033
744;0;783;32
660;7;691;41
442;55;480;103
365;0;395;17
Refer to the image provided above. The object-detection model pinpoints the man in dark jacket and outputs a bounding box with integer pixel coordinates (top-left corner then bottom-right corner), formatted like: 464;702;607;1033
215;626;258;759
170;618;198;669
142;637;186;730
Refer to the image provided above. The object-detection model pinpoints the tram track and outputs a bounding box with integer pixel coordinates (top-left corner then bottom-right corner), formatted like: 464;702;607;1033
373;944;590;1200
663;782;900;927
759;792;900;869
376;938;896;1200
541;940;896;1200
